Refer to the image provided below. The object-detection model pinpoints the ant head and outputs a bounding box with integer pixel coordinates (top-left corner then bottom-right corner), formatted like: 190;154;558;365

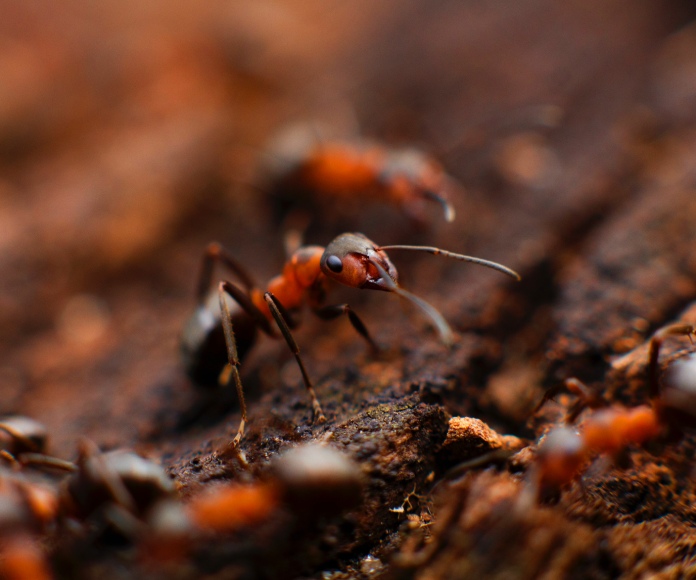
660;353;696;421
321;233;398;291
536;426;585;488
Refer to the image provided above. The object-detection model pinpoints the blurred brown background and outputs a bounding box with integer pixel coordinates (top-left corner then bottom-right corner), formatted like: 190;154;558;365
3;1;696;555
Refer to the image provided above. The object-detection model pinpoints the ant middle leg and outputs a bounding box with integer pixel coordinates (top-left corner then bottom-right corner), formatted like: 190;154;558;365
264;292;326;423
312;304;379;353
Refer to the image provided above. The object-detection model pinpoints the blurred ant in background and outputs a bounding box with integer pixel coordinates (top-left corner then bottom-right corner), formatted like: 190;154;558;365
0;416;75;473
181;232;520;447
439;323;696;499
0;469;60;580
258;107;564;233
144;444;363;569
532;323;696;493
61;439;175;539
259;124;457;230
179;443;362;533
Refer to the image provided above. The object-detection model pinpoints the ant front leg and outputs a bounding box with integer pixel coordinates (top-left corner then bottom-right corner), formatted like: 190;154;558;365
264;293;326;423
312;304;379;353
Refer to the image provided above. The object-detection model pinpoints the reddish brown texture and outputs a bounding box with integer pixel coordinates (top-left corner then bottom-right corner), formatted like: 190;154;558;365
3;1;696;579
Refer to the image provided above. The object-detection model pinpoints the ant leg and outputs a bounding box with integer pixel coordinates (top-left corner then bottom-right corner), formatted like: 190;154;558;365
531;384;567;417
17;453;76;472
218;283;252;447
266;292;300;330
531;378;604;423
563;378;606;423
648;323;695;399
77;439;136;513
0;426;42;454
216;280;297;447
264;292;326;423
196;243;259;303
219;281;274;335
0;450;18;467
313;304;379;352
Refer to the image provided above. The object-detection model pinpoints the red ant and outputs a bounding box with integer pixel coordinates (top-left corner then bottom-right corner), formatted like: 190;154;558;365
181;232;520;447
262;125;457;226
532;323;696;491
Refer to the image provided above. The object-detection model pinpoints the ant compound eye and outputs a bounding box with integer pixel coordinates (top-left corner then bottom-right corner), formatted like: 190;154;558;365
326;255;343;273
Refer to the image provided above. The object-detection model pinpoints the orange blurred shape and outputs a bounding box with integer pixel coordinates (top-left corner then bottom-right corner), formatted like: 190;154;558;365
537;427;586;488
21;485;59;528
621;406;661;445
305;145;379;196
187;483;279;533
0;536;52;580
584;406;661;454
583;409;625;454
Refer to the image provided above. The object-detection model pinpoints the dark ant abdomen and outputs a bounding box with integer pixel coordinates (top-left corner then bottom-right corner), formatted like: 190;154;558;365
181;293;258;387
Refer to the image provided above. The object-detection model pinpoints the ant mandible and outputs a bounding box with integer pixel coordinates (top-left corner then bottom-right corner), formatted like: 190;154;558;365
181;232;520;447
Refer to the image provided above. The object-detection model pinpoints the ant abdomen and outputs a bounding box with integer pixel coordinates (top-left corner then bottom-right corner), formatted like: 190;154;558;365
181;292;257;388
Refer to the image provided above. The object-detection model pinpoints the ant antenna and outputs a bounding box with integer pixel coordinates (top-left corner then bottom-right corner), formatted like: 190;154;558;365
420;189;456;222
369;260;455;345
376;245;521;281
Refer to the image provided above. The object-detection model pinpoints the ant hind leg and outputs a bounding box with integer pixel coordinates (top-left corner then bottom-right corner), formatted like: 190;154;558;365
218;282;253;447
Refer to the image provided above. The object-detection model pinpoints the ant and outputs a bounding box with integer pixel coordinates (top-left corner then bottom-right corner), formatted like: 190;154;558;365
144;444;363;567
182;443;363;534
181;232;520;447
532;323;696;491
262;125;457;227
62;439;175;539
0;469;61;580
